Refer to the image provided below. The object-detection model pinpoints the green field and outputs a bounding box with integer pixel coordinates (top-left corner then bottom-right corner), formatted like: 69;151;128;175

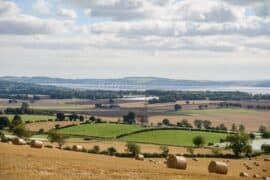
121;130;227;146
57;123;145;138
0;114;55;122
171;108;259;116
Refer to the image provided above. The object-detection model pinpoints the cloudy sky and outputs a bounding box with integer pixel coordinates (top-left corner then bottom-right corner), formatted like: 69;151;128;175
0;0;270;80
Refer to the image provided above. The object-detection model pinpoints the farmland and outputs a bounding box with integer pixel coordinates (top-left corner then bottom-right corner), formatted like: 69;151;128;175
57;123;145;138
0;114;55;122
121;130;227;146
1;143;269;180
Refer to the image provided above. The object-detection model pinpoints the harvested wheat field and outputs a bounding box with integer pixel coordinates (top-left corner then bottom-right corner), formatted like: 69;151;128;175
0;143;269;180
25;121;81;132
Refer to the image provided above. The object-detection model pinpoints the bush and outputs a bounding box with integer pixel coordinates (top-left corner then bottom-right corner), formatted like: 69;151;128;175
38;128;45;134
63;146;71;151
93;145;100;153
100;150;108;155
261;144;270;153
115;152;133;157
44;145;53;148
13;125;32;138
83;137;92;141
262;131;270;139
107;146;117;155
193;136;206;147
160;145;169;157
208;142;214;146
82;147;88;153
126;142;141;155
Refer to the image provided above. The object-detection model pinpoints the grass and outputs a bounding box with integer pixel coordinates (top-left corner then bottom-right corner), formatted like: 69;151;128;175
171;108;260;116
57;123;145;138
0;114;55;122
121;129;227;147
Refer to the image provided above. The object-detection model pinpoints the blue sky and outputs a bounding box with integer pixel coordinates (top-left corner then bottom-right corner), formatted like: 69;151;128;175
0;0;270;80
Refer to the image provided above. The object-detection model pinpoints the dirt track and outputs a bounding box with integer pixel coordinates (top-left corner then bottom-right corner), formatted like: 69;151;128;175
0;143;269;180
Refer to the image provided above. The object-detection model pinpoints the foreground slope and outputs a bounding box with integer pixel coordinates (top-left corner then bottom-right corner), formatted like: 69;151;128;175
1;143;269;180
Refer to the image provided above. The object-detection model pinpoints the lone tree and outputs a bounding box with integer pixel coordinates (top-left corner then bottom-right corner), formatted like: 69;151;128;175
193;135;206;147
10;114;23;129
48;131;67;149
225;133;251;157
0;116;9;129
174;104;182;111
162;118;170;126
21;102;29;113
56;112;65;121
123;112;136;124
126;142;141;155
194;120;203;129
239;124;245;133
231;123;237;132
202;120;212;129
259;125;267;134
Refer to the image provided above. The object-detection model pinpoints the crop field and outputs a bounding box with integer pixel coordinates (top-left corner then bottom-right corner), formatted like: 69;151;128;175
0;114;55;122
150;108;270;132
1;143;269;180
121;130;227;147
57;123;145;138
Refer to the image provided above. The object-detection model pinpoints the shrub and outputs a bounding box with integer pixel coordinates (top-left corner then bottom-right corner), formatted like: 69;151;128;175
83;137;92;141
193;136;206;147
44;145;53;148
126;142;141;155
208;142;214;146
63;146;71;151
82;147;88;153
262;131;270;139
115;152;133;157
107;147;117;155
100;150;108;155
261;144;270;153
160;145;169;157
93;145;100;153
13;125;32;138
38;128;45;134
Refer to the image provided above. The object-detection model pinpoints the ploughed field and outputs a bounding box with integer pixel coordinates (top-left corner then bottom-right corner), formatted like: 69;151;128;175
0;143;269;180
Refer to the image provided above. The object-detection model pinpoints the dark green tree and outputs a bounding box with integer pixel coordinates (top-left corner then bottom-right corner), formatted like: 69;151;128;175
174;104;182;111
193;136;206;147
225;133;250;157
123;112;136;124
126;142;141;155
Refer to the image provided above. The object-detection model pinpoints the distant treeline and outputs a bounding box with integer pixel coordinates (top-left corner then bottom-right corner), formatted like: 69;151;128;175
1;80;270;102
146;90;270;103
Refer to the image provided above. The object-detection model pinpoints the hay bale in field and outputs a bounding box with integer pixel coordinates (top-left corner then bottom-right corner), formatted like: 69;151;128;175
193;158;198;161
264;158;270;161
135;154;144;161
30;140;43;148
262;168;267;172
240;172;249;177
262;177;270;180
167;155;187;170
253;174;260;178
72;145;83;151
208;161;228;175
12;138;26;145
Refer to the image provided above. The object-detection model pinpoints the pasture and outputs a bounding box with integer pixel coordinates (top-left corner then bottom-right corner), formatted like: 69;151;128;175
0;114;55;122
121;130;227;147
57;123;145;138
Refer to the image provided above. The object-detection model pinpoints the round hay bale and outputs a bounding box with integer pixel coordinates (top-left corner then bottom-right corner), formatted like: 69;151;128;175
193;158;198;161
30;140;43;148
208;161;228;175
264;158;270;161
72;145;83;151
240;172;249;177
262;168;267;172
253;174;260;178
135;154;144;161
263;177;270;180
167;155;187;170
12;138;26;145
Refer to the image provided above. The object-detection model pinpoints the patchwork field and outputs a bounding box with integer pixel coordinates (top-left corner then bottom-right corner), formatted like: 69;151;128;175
1;143;269;180
121;130;227;147
149;108;270;132
57;123;145;138
0;114;55;122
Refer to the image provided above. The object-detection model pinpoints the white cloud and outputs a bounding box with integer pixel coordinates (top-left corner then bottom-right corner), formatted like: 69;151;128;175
84;8;91;16
32;0;51;14
57;8;77;19
0;0;19;15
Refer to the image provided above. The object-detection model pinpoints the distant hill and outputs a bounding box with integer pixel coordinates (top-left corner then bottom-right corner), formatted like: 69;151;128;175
1;76;268;87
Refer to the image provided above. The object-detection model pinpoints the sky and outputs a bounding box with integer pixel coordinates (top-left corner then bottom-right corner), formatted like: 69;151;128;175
0;0;270;80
